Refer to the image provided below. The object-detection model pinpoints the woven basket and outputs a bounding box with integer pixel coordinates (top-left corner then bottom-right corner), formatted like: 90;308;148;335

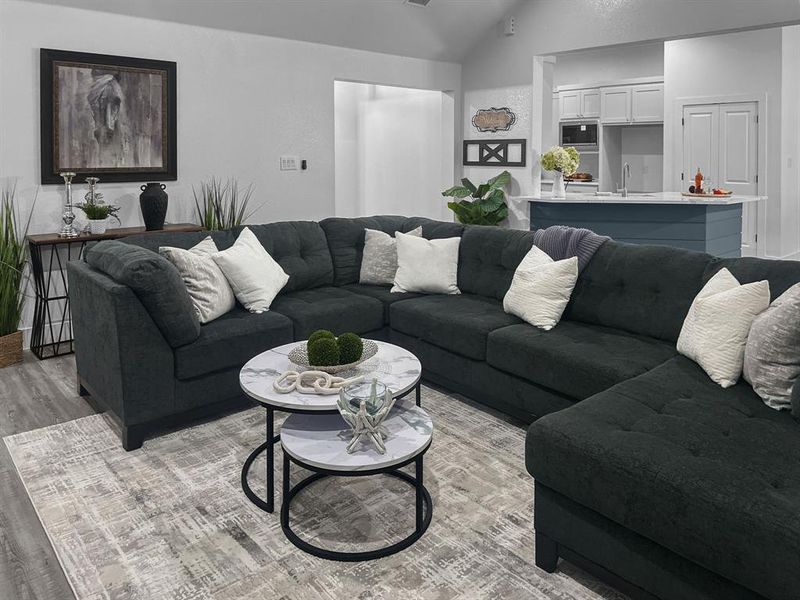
0;330;23;368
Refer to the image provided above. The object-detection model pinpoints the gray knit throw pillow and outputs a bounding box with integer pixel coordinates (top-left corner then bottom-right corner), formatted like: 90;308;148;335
359;226;422;286
743;282;800;410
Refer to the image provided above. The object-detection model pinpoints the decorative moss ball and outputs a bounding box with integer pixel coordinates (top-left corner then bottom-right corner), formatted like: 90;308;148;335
308;329;335;346
307;337;340;366
337;332;363;364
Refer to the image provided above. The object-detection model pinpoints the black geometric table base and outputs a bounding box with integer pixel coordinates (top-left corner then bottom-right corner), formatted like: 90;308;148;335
241;382;422;515
280;452;432;562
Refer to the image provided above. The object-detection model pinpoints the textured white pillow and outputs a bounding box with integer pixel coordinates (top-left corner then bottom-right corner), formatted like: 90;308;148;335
677;268;770;387
360;226;422;286
159;237;235;324
391;232;460;294
211;227;289;313
503;245;578;330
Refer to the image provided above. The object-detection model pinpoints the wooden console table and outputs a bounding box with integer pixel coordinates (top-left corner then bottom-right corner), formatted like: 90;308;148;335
27;224;203;360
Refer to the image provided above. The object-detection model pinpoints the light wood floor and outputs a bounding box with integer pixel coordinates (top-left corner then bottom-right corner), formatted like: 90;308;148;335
0;352;92;600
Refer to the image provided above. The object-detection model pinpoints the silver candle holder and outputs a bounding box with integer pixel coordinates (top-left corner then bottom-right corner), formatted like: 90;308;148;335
58;172;79;238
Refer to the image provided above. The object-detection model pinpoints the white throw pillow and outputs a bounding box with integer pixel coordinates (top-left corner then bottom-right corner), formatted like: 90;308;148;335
360;226;422;286
160;236;236;324
391;232;460;294
503;245;578;330
677;268;770;387
211;227;289;313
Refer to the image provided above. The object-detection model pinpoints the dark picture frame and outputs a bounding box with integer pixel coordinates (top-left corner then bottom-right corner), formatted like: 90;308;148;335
40;48;177;184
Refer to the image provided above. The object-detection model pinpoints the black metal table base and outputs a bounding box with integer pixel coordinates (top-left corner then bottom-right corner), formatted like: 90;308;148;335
281;452;432;562
241;381;422;515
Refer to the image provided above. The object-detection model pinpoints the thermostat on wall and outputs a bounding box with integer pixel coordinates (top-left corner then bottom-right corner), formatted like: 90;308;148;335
280;156;299;170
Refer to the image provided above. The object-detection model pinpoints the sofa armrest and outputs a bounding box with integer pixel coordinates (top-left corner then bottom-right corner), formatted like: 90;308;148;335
68;261;175;427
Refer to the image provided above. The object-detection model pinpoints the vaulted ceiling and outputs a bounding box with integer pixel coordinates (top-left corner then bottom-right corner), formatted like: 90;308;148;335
24;0;522;62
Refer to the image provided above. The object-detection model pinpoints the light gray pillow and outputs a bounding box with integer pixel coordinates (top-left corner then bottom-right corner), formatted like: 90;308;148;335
160;237;236;324
359;226;422;286
743;282;800;410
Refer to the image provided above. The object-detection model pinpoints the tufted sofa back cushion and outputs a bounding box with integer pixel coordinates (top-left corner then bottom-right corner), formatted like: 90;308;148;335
703;256;800;302
320;216;464;286
233;222;333;293
564;241;713;342
457;226;536;300
122;230;236;253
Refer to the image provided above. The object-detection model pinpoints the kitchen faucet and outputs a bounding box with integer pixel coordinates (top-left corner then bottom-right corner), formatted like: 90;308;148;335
620;162;632;197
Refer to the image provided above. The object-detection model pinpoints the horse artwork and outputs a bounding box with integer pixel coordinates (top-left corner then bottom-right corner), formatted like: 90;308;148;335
40;49;177;184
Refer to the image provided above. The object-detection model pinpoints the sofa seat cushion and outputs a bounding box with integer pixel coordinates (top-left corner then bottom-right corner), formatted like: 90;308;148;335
389;294;521;361
174;307;293;380
341;284;420;324
271;287;384;340
527;356;800;600
487;321;677;400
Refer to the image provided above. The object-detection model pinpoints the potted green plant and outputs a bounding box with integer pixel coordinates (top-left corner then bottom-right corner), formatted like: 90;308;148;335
441;170;511;225
0;182;35;368
78;201;120;234
540;145;580;199
193;177;259;230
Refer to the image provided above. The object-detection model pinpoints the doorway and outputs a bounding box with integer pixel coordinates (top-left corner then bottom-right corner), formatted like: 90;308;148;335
334;81;454;219
682;101;760;255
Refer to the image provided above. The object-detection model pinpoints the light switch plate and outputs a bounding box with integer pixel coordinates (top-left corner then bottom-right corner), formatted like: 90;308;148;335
280;156;299;171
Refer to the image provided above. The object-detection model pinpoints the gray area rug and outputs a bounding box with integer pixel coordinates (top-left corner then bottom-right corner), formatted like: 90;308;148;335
5;386;627;600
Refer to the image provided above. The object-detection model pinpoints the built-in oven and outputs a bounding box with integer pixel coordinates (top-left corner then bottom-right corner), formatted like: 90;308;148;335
560;121;598;151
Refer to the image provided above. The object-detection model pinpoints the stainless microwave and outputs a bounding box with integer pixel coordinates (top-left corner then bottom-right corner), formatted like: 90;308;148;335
560;121;598;150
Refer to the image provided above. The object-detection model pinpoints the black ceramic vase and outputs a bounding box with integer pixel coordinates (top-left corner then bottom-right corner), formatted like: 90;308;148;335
139;183;168;231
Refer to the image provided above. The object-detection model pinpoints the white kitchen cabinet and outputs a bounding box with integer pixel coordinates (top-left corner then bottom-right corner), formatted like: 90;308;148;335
600;87;631;124
581;89;601;119
559;91;581;120
559;88;599;120
631;84;664;123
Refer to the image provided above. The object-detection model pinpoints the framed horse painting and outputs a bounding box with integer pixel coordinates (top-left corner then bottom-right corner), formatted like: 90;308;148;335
40;49;177;184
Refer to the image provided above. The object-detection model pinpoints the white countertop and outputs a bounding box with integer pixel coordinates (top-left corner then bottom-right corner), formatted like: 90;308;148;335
527;191;765;206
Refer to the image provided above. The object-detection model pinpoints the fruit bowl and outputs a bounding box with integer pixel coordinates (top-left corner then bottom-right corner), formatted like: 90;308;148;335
288;339;379;374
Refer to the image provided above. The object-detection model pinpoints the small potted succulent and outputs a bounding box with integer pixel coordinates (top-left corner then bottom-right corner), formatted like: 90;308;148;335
540;146;580;199
77;176;119;234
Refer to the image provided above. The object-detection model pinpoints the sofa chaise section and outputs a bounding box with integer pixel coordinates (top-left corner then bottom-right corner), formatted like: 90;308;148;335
528;356;800;600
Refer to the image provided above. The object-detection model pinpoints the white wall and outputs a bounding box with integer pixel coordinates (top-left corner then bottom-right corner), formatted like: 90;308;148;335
0;0;461;236
663;28;784;256
462;83;533;227
335;82;452;220
462;0;800;90
781;26;800;259
0;0;460;339
554;42;664;88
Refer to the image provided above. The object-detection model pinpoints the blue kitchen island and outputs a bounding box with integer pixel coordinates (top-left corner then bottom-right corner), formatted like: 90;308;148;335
529;192;765;258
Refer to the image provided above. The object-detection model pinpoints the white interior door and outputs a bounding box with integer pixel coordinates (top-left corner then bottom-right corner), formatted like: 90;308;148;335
682;102;759;255
682;104;719;190
719;102;758;255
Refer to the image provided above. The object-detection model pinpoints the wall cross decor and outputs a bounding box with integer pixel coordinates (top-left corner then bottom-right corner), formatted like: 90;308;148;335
462;139;526;167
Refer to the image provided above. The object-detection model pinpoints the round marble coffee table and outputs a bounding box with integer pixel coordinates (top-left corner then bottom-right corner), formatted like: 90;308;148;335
239;340;422;513
280;401;433;561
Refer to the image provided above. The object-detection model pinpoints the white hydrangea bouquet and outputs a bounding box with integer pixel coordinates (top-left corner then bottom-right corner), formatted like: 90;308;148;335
540;145;580;198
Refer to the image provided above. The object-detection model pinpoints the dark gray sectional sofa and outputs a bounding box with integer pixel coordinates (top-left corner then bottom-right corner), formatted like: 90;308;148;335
67;215;800;600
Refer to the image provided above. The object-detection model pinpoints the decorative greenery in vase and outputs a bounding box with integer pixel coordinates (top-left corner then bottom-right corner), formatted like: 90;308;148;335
441;170;511;226
0;182;35;367
193;177;258;231
540;146;580;177
78;201;121;223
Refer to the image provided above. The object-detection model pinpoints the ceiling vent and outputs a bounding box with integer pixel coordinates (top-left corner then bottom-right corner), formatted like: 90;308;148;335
405;0;432;7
